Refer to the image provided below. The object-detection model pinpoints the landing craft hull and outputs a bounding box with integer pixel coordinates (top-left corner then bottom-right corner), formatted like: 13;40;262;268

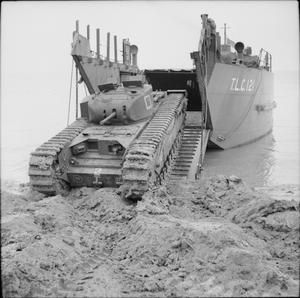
207;63;274;149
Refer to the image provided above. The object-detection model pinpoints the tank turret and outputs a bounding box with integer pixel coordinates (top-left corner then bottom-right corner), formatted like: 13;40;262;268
80;77;154;125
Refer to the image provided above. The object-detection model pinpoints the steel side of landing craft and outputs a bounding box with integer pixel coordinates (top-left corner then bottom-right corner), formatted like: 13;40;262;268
207;63;274;149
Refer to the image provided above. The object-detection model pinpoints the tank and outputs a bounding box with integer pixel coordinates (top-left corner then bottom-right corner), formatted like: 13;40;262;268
28;22;187;199
29;80;187;199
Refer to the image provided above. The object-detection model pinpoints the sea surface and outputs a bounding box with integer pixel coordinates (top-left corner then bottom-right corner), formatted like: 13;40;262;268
1;70;299;187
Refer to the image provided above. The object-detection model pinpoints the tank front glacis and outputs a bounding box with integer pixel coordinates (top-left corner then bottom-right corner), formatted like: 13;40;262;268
66;123;148;188
80;83;154;124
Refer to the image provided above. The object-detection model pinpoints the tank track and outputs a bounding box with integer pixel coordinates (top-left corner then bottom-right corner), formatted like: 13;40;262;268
121;93;187;199
28;119;88;195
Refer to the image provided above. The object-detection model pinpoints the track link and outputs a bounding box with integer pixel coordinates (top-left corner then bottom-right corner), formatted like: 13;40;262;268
121;93;187;199
29;119;88;195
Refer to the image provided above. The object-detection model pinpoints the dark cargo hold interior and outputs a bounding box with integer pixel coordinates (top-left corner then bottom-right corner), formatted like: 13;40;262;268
144;70;202;111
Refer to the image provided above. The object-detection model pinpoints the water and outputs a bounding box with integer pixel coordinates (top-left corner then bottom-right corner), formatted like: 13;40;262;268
1;70;299;187
203;70;299;186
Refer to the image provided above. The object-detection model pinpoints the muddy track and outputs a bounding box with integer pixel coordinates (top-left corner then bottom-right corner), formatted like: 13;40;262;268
121;92;187;199
29;119;89;195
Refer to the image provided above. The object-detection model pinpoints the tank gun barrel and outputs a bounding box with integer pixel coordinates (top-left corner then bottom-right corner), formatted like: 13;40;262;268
99;111;116;125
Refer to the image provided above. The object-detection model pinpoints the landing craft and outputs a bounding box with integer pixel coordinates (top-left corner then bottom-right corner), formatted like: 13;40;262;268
29;15;274;197
145;15;275;149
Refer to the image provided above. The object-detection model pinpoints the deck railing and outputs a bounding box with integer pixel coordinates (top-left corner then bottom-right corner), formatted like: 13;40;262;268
258;48;272;72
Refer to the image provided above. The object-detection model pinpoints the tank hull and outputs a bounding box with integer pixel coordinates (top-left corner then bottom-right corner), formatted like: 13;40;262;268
207;63;275;149
29;92;187;198
66;121;148;188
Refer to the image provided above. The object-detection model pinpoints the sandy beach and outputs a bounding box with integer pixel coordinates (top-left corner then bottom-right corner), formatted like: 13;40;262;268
2;175;299;297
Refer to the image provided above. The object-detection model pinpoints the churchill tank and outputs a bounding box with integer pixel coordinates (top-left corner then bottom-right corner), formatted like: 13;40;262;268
29;22;188;199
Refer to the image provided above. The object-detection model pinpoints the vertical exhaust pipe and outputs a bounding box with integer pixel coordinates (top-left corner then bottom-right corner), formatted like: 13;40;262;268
96;28;100;58
130;45;138;67
87;24;90;40
75;20;79;119
107;32;110;62
114;35;118;63
122;39;127;64
76;20;79;33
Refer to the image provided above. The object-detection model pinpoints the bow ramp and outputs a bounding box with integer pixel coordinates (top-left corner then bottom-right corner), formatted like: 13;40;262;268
169;111;210;180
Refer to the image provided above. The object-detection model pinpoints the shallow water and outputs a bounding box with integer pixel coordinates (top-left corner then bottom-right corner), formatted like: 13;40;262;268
1;70;299;186
202;70;299;186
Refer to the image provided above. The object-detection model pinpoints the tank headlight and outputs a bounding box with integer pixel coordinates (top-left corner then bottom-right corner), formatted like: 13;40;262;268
109;144;124;155
69;157;78;165
72;143;87;155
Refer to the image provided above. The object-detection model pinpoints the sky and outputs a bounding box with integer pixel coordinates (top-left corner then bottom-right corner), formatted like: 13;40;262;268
2;1;299;73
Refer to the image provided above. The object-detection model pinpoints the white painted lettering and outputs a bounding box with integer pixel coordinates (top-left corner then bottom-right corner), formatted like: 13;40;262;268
246;80;250;91
247;80;251;91
230;78;236;90
230;77;255;92
240;79;246;91
249;80;255;91
234;78;240;91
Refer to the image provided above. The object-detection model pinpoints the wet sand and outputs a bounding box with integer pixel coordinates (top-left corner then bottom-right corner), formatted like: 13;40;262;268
1;176;299;297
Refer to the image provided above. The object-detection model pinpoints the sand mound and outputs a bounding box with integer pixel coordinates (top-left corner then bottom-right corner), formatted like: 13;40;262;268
1;176;299;297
